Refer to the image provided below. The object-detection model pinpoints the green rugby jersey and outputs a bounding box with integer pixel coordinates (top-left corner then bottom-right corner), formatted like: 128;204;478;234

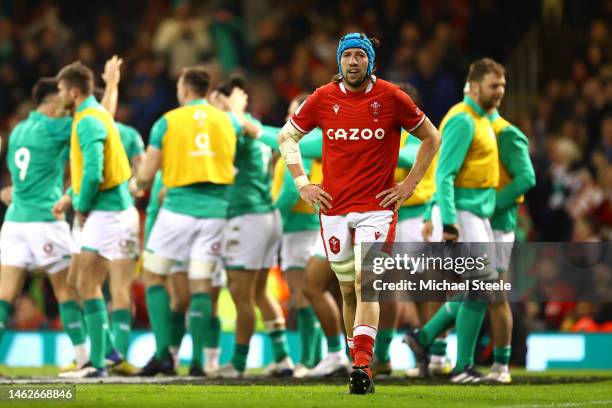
5;111;71;222
71;96;132;213
397;134;429;222
117;122;145;162
435;97;497;224
489;110;536;232
148;99;242;219
227;113;275;218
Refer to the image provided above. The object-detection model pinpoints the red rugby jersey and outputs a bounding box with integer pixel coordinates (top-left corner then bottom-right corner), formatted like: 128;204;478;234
290;78;425;216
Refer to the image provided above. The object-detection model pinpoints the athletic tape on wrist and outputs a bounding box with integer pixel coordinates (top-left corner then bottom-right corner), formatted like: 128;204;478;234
295;175;310;189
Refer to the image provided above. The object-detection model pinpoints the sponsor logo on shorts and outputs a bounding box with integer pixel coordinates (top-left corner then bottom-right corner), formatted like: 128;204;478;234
328;236;340;254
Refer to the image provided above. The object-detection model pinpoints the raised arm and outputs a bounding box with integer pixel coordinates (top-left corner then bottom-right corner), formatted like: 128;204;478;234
100;55;122;117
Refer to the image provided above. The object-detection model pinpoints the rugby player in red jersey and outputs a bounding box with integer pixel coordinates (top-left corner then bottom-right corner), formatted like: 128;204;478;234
278;33;440;394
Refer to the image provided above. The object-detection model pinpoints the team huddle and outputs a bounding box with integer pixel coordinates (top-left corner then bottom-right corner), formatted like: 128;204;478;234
0;32;535;395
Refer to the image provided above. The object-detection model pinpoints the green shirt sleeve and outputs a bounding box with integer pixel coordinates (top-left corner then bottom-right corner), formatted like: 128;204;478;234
435;113;474;225
119;123;145;161
149;117;168;149
259;125;281;151
275;162;303;216
397;136;420;169
228;112;244;136
75;116;107;212
299;128;323;159
496;125;536;211
423;199;434;221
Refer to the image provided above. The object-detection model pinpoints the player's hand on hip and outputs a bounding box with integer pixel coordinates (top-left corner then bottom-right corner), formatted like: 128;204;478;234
299;184;333;212
0;186;12;207
376;181;416;211
52;194;72;220
442;224;459;242
422;220;433;242
128;177;144;198
76;211;89;226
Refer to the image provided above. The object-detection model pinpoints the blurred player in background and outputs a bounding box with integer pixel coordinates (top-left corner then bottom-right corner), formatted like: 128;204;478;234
90;56;144;373
0;78;85;374
406;58;505;383
264;94;327;377
485;85;536;383
55;61;133;377
212;78;294;379
134;67;253;377
280;32;440;394
54;57;139;376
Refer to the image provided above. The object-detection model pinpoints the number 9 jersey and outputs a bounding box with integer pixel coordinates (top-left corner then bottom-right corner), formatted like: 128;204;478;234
5;111;72;222
1;111;74;274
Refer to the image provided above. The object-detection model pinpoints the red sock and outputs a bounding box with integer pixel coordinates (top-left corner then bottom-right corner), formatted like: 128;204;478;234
353;325;377;367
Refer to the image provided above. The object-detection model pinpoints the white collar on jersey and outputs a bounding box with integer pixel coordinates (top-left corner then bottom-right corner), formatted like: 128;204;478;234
338;75;377;94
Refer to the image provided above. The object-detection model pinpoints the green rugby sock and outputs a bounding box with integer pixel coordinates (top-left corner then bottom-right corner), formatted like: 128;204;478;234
431;338;448;357
59;301;86;347
417;301;460;347
84;298;109;369
189;293;212;367
268;327;290;363
374;328;396;363
169;311;186;349
111;309;132;358
204;316;221;348
493;345;511;366
326;334;343;353
454;301;487;372
231;343;250;372
297;307;317;366
0;300;11;343
146;285;171;360
312;326;323;366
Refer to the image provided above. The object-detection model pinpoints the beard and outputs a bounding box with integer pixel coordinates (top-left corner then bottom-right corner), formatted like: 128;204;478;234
479;95;501;111
343;69;368;88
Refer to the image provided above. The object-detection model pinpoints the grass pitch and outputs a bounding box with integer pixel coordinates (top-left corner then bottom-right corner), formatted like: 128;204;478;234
1;367;611;407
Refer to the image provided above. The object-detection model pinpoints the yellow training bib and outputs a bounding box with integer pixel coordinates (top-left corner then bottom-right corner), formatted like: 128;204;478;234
394;131;435;207
439;102;499;189
70;106;131;194
161;104;236;188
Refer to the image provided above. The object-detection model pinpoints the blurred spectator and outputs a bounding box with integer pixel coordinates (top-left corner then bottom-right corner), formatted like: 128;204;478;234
153;0;214;78
409;46;457;126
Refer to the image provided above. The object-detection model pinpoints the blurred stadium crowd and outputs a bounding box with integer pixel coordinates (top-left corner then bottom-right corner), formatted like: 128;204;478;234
0;0;610;351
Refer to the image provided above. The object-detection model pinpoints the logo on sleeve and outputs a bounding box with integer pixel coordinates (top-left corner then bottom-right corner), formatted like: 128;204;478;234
333;104;340;114
328;236;341;254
